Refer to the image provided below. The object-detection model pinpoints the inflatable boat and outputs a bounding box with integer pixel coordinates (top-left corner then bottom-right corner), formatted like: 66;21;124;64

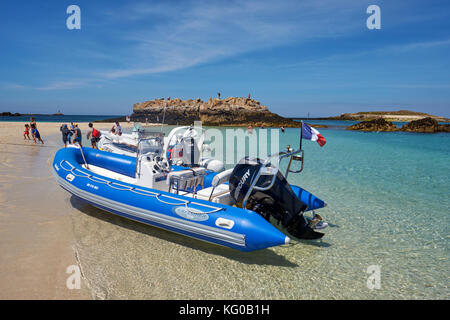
53;137;326;251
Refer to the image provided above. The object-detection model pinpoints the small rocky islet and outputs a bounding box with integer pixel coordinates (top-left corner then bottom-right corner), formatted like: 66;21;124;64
347;117;450;133
130;97;310;128
102;97;327;128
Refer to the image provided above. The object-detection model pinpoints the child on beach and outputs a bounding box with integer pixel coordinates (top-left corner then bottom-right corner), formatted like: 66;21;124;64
87;122;101;149
30;123;44;144
60;124;70;147
24;124;30;140
72;124;82;147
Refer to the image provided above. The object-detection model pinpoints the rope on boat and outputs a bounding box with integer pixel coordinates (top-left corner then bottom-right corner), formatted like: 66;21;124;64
58;159;223;214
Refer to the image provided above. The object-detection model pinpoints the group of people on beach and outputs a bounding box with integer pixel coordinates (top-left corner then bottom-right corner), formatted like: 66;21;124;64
59;122;83;147
58;121;122;149
247;124;285;134
23;117;44;144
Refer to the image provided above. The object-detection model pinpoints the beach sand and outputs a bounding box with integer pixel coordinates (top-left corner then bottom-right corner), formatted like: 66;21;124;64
0;121;143;299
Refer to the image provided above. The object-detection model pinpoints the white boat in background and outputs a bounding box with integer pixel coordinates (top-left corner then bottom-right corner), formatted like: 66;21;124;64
98;123;225;172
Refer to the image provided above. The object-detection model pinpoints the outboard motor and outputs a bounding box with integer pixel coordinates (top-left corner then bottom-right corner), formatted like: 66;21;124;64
229;157;324;240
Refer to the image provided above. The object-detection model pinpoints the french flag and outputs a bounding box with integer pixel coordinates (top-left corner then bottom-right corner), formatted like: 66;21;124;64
302;123;326;147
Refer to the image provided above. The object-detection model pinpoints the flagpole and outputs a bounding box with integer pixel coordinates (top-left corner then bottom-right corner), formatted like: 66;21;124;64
300;120;303;150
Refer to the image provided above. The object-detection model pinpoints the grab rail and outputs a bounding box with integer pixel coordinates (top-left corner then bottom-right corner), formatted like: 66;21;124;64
59;159;223;215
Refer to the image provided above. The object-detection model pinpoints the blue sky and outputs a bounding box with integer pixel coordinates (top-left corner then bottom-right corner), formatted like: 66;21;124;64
0;0;449;117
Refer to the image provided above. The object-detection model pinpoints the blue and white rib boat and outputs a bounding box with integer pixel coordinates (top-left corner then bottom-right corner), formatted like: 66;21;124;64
53;136;326;252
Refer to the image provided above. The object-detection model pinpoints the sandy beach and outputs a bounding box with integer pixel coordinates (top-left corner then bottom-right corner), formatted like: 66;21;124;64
0;121;146;299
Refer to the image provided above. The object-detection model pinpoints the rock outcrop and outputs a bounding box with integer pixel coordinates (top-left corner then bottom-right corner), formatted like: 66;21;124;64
0;112;22;116
346;118;399;132
400;117;450;133
131;97;302;127
329;110;449;122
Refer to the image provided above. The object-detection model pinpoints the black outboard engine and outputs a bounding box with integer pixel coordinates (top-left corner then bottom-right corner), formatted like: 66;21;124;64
229;157;324;240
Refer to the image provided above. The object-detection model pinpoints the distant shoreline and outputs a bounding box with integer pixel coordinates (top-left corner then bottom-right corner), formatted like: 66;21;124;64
0;114;122;123
291;110;450;122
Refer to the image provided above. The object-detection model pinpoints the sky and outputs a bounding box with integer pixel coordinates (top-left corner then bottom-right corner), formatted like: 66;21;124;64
0;0;449;117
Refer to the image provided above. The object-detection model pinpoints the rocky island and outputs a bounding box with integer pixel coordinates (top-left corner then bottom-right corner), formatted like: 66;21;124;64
401;117;450;133
129;97;311;127
347;118;399;132
329;110;449;122
347;117;450;133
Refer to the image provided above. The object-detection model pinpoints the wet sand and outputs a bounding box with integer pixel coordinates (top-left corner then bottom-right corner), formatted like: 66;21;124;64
0;121;138;299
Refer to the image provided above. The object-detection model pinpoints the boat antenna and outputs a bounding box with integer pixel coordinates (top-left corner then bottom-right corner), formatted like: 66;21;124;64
160;103;167;132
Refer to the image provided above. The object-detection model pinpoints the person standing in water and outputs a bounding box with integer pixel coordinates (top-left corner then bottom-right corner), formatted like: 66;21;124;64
87;122;101;149
72;124;82;147
24;124;31;140
30;117;37;140
30;123;44;144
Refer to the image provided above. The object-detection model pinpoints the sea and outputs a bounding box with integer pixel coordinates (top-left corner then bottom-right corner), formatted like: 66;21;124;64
18;117;450;299
0;114;120;123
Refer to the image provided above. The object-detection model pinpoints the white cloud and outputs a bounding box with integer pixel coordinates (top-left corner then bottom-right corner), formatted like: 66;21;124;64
99;0;361;79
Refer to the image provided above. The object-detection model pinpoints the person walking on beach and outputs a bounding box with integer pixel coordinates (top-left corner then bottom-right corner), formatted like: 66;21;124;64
60;124;70;147
87;122;101;149
24;124;30;140
30;123;44;144
72;124;82;147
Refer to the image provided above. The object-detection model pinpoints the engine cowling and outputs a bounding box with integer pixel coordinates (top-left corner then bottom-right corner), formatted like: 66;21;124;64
229;157;324;240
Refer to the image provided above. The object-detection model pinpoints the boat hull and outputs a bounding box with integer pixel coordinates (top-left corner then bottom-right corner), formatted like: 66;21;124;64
53;147;289;251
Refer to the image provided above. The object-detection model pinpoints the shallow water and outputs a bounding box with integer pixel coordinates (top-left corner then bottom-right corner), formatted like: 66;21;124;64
64;124;450;299
0;135;89;299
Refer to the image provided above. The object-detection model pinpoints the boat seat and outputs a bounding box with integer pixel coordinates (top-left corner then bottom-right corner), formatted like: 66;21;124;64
167;167;207;195
195;169;235;205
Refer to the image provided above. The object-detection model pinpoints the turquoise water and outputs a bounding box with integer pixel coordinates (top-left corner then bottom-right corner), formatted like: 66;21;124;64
280;126;450;298
69;123;449;299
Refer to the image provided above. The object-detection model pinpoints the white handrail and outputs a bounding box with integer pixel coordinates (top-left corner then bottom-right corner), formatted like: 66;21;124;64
59;159;223;214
